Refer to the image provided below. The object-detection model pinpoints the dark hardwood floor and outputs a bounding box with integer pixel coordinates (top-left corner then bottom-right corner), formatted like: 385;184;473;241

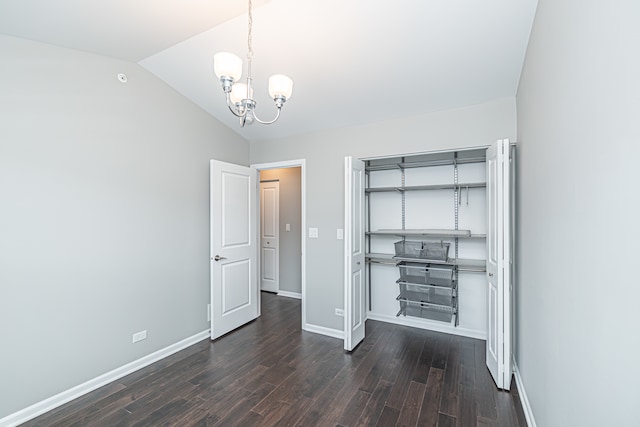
23;293;526;426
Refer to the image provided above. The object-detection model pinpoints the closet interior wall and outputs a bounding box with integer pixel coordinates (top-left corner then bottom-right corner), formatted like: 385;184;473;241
364;148;489;338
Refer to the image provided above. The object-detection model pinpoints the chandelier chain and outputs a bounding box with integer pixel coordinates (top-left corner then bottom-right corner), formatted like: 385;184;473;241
247;0;253;60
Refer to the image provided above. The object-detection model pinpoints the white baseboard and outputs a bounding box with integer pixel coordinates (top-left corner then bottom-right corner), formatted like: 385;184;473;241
277;290;302;300
513;361;537;427
367;312;486;340
0;330;210;427
304;323;344;340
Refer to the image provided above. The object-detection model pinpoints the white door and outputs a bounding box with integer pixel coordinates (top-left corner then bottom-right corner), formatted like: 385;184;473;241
260;181;279;293
344;156;366;351
210;160;259;340
486;139;512;390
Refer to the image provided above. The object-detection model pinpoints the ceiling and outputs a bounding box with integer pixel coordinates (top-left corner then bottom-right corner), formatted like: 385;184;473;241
0;0;538;142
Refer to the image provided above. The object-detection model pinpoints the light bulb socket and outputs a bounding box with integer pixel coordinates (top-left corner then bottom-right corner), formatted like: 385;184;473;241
274;96;287;109
220;76;235;93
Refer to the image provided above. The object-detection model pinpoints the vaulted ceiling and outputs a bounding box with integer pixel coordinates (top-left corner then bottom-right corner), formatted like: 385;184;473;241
0;0;538;141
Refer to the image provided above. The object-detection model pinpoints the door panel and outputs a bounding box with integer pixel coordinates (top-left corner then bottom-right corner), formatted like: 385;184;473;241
488;281;498;362
260;181;279;292
211;160;259;340
262;247;277;280
344;156;366;351
222;173;251;247
352;270;362;329
222;260;251;313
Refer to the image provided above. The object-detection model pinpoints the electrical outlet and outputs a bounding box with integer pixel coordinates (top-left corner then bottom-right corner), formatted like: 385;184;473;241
207;303;211;322
335;308;344;316
309;227;318;238
132;330;147;343
337;228;344;240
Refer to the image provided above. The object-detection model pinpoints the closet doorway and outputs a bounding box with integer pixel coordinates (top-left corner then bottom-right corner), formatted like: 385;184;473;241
253;159;307;330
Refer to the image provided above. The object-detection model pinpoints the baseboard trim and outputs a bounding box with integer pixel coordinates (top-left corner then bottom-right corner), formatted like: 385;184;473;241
513;361;537;427
0;330;210;427
304;323;344;340
367;312;486;340
277;290;302;300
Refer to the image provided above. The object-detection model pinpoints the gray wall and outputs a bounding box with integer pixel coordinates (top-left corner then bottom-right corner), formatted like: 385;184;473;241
0;35;248;418
250;98;516;330
516;1;640;425
259;167;302;294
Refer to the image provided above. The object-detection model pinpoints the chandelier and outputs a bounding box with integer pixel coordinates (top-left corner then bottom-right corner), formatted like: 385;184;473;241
213;0;293;127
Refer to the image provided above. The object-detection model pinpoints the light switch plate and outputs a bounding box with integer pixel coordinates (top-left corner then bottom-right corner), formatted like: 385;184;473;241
286;223;291;232
337;228;344;240
309;227;318;238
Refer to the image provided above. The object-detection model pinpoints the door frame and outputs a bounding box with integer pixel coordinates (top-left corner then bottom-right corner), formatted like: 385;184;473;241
251;159;307;331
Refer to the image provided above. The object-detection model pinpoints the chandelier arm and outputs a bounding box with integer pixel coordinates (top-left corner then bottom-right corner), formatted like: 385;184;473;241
252;106;282;125
225;93;247;118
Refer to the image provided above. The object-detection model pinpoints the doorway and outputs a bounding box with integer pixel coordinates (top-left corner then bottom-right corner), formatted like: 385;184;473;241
253;159;307;331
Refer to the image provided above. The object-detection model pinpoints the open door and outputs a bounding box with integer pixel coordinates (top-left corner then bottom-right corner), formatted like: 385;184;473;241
486;139;512;389
210;160;259;340
344;156;366;351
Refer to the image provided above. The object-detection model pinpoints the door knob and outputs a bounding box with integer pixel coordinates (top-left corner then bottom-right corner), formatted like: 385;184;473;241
214;255;227;262
488;272;493;277
357;261;361;265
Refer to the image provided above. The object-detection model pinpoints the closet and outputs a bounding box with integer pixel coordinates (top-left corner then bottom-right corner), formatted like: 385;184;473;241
344;140;513;389
364;148;487;335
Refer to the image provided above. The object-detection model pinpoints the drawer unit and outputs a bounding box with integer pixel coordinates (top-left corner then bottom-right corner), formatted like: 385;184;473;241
395;262;458;323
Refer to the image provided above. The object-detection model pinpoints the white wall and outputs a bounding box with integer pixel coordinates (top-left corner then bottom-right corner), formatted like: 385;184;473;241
0;35;248;418
250;98;516;331
516;1;640;425
259;167;302;295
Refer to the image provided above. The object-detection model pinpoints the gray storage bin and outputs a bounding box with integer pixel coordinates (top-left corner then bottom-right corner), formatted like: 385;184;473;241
399;304;454;322
397;262;455;288
394;240;450;261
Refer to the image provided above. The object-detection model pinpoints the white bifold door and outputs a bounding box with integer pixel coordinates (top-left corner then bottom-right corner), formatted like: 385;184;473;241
210;160;259;340
486;139;512;390
344;156;366;351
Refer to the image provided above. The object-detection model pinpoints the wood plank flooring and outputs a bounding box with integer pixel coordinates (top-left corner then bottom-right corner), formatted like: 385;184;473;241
23;293;526;426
